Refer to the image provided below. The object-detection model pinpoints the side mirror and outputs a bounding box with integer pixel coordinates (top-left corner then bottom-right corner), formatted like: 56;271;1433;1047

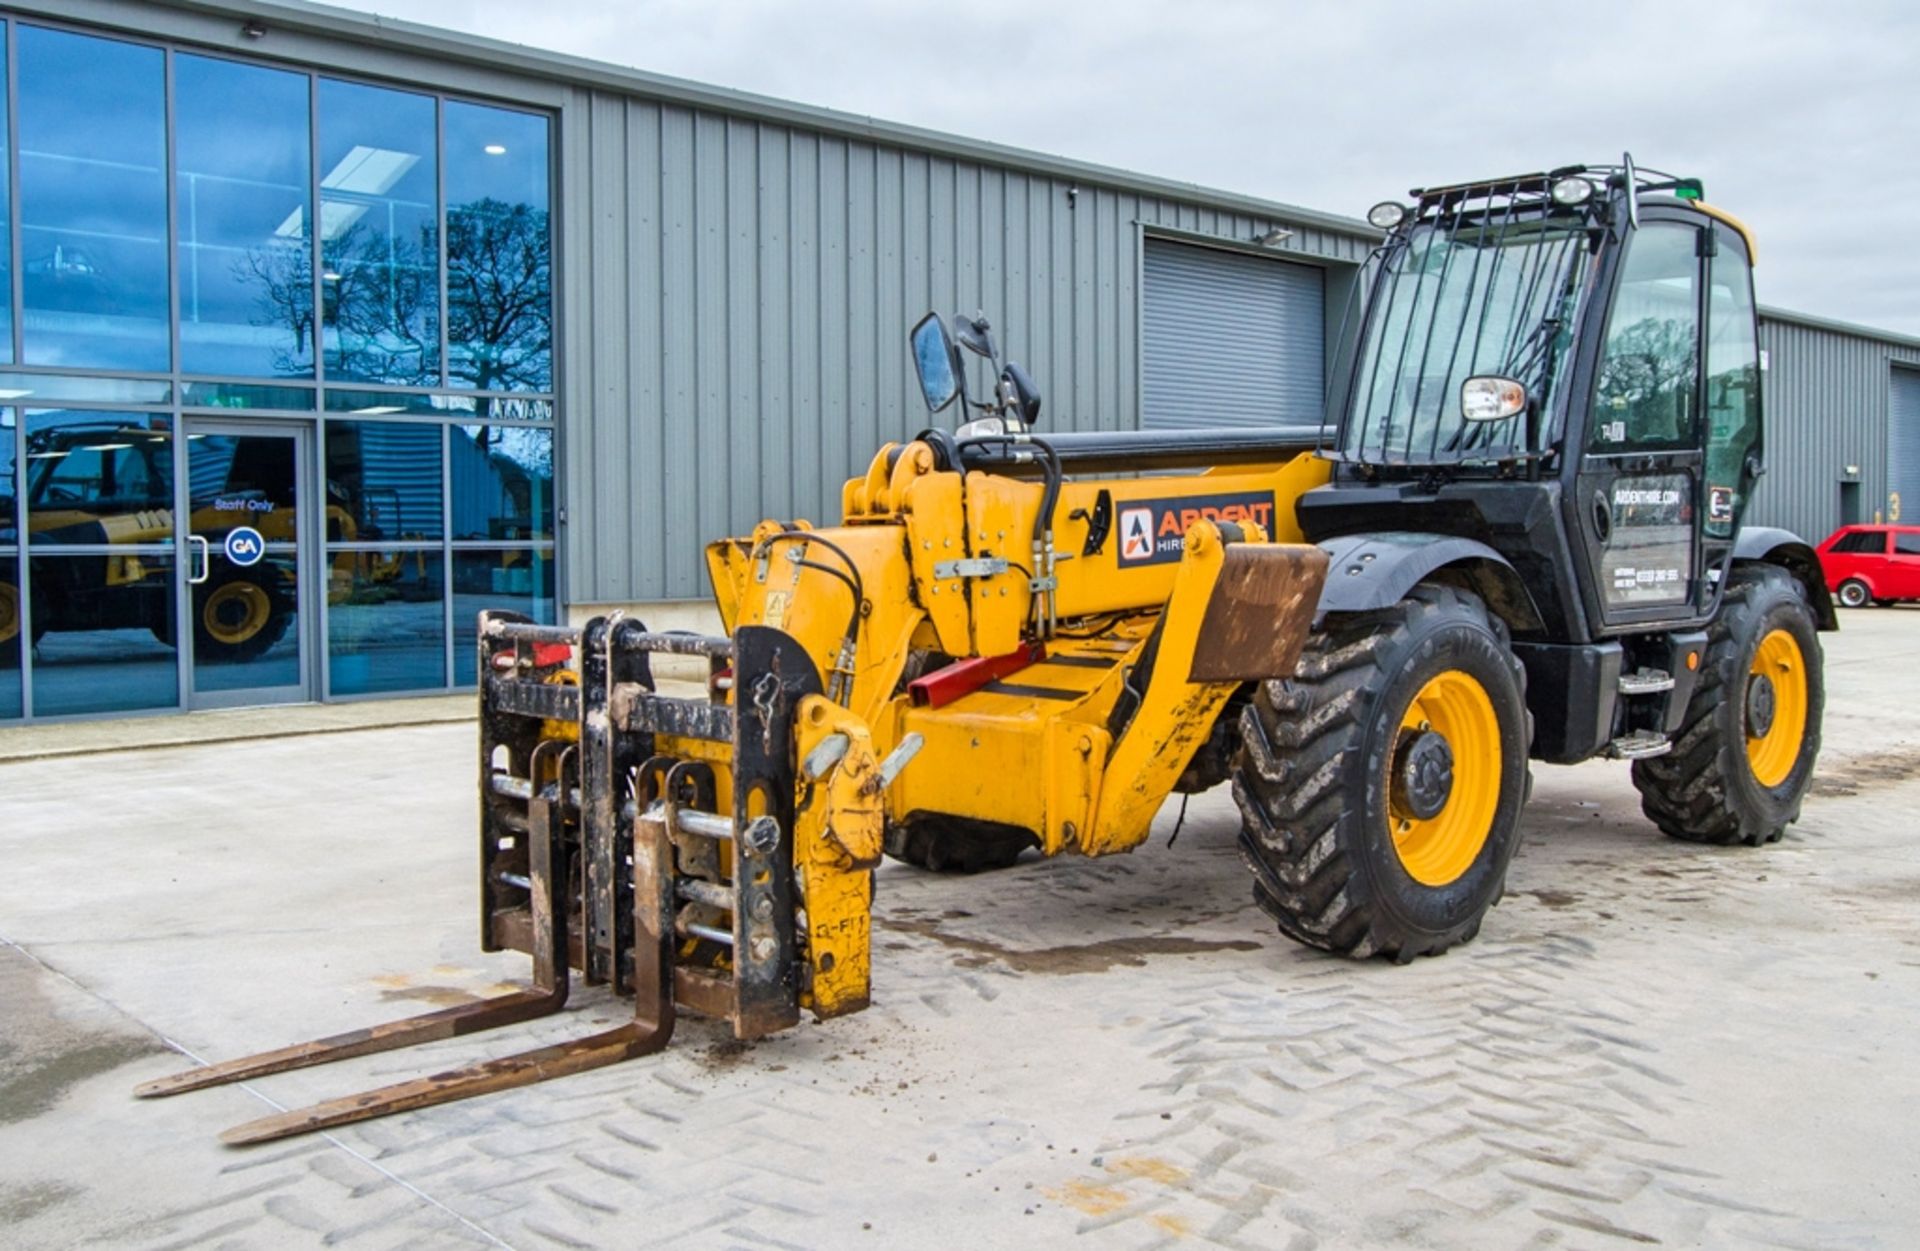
1461;375;1527;422
953;314;997;361
910;313;962;414
1000;362;1042;427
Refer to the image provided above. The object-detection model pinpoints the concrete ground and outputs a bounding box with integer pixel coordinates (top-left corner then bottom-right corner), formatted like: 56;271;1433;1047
2;610;1917;1250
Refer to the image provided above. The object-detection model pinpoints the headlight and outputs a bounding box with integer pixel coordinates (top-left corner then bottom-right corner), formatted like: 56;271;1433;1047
1461;376;1528;422
1550;176;1595;207
1367;201;1409;230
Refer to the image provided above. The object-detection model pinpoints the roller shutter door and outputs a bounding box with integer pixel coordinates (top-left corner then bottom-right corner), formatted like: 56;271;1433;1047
1142;239;1325;429
1891;367;1920;523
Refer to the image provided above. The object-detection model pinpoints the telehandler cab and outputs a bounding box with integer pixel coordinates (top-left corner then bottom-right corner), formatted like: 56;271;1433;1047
141;158;1831;1145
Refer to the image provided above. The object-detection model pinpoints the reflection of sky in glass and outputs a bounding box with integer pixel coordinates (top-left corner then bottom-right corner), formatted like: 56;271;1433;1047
318;78;439;387
176;54;314;378
446;102;551;393
0;27;11;367
18;27;169;372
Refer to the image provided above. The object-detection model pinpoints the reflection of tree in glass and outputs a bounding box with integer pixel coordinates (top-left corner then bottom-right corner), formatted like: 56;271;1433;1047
244;200;547;393
238;241;316;375
246;221;439;386
448;199;552;395
1594;317;1699;444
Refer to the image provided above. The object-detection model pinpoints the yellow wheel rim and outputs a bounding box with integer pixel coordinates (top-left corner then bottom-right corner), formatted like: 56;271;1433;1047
204;581;271;645
1746;628;1808;789
1388;669;1503;887
0;583;17;646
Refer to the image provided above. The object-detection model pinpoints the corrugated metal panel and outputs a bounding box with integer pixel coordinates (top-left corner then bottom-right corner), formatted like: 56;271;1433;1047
1891;367;1920;522
1140;240;1324;429
1749;316;1920;542
559;90;1373;602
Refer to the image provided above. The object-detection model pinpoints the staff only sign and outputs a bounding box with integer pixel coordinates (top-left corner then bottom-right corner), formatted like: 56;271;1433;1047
1115;491;1278;567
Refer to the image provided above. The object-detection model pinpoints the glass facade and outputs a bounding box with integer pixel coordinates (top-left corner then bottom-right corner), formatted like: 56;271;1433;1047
175;54;315;378
0;18;557;721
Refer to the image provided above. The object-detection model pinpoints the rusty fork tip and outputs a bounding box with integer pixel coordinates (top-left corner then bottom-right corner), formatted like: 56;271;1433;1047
218;1122;285;1148
134;1072;209;1098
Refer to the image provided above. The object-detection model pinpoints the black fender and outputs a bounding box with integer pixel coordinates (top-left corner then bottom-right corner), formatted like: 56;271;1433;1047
1314;531;1544;633
1732;525;1836;630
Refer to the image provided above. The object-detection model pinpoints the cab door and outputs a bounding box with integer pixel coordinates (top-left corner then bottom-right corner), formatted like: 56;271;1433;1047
1574;218;1708;629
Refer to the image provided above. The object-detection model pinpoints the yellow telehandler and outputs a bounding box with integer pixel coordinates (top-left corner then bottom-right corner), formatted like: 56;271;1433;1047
140;160;1832;1145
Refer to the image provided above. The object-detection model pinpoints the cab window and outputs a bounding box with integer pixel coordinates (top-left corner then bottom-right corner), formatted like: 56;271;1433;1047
1702;239;1760;538
1589;224;1700;454
1896;532;1920;557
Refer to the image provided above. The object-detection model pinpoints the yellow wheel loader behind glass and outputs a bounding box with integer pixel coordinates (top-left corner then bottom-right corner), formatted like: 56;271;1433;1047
140;158;1833;1144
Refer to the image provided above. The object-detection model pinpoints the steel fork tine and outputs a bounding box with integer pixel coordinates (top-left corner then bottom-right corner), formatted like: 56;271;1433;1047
137;771;573;1101
217;812;676;1146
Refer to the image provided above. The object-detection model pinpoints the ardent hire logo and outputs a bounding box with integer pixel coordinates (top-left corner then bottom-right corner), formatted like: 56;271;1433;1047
1119;508;1155;561
1114;491;1278;567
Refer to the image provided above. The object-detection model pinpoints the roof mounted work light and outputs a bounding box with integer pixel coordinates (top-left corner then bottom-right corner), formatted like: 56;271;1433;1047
1367;201;1409;230
1550;175;1595;207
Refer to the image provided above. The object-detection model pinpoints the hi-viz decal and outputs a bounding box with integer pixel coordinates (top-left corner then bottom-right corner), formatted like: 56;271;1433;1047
1114;491;1277;567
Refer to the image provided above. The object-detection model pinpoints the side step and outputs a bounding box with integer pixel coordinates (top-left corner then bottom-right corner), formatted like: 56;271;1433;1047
1617;668;1675;696
1606;730;1672;760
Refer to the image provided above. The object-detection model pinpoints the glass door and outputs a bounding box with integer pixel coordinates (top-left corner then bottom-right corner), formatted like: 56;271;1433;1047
183;420;311;707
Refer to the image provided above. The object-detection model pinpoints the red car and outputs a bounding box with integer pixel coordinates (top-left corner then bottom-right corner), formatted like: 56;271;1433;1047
1816;524;1920;607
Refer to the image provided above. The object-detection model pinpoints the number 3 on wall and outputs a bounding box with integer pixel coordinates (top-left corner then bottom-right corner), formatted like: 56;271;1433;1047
1892;492;1903;523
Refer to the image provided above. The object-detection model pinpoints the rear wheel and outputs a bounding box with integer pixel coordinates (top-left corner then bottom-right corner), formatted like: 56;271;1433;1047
1836;578;1871;609
1232;586;1531;961
194;570;292;662
1632;565;1822;845
0;580;19;667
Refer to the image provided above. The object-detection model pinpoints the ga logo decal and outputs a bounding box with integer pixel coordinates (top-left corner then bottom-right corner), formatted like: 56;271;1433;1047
1114;491;1277;567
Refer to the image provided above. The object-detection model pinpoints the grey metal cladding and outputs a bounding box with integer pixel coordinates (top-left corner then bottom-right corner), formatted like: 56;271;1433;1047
1888;366;1920;522
1749;314;1920;543
560;88;1373;603
1142;239;1325;430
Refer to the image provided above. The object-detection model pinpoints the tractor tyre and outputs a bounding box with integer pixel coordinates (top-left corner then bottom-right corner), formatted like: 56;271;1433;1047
0;579;20;667
193;568;293;663
1232;585;1531;962
884;816;1037;873
1631;565;1822;846
1835;578;1871;609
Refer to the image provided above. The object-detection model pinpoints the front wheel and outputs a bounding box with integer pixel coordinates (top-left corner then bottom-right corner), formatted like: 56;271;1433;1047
193;570;292;663
1836;578;1871;609
1632;565;1823;845
1232;585;1531;962
0;581;20;667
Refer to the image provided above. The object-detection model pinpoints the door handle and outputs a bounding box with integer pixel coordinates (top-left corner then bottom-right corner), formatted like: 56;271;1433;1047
1592;492;1612;544
188;535;210;584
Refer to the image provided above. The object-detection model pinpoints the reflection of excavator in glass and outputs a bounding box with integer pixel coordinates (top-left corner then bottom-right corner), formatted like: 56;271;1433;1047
323;479;439;604
0;422;437;669
2;421;300;665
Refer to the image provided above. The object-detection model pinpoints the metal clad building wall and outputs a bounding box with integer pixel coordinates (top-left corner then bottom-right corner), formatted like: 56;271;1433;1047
1141;240;1324;429
560;88;1371;603
1889;367;1920;522
1751;314;1920;541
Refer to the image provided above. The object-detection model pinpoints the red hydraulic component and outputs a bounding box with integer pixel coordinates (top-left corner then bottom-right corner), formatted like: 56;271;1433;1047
908;640;1047;709
531;642;573;668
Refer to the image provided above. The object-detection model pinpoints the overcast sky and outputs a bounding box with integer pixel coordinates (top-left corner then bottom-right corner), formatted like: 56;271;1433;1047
353;0;1920;335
